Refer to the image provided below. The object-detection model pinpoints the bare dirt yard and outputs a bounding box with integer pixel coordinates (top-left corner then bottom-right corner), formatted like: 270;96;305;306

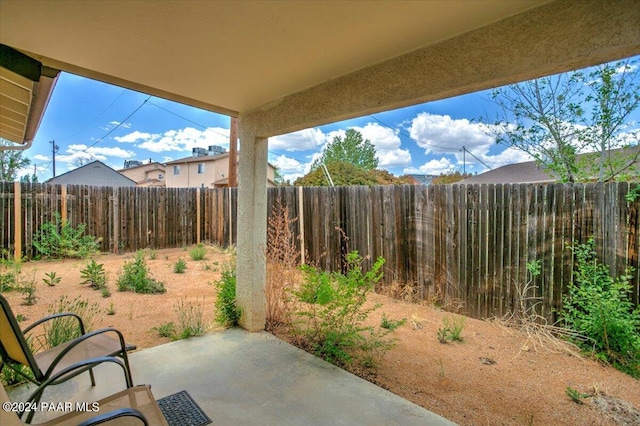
4;247;640;425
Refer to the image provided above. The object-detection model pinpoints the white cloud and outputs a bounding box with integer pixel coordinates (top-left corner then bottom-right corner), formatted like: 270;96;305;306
269;128;327;152
32;154;49;162
350;122;412;168
377;149;412;167
114;130;156;143
270;154;307;182
481;147;533;170
404;157;455;175
117;127;230;154
409;112;496;155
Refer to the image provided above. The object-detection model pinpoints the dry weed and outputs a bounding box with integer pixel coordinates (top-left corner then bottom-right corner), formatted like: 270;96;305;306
265;201;301;330
493;265;583;358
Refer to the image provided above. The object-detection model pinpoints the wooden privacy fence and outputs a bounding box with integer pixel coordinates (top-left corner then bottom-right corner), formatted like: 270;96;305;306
1;181;638;321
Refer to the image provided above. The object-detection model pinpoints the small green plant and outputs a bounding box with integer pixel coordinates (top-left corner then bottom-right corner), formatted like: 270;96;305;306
437;316;465;343
117;251;166;294
291;251;394;369
32;213;99;259
80;259;107;290
214;262;241;326
174;258;187;274
18;273;37;306
106;302;116;315
42;271;61;287
36;296;101;350
189;244;207;261
154;322;176;338
101;286;111;298
380;313;406;331
562;238;640;377
147;249;158;260
565;386;591;404
175;298;206;339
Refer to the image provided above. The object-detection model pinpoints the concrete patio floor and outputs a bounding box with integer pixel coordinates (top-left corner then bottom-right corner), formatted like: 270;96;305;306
8;327;455;425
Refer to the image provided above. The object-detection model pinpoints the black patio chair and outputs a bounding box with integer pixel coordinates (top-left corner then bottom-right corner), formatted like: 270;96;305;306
0;294;136;421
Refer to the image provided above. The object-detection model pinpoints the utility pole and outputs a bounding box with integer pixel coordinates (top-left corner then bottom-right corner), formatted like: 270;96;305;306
461;146;466;174
50;140;59;177
228;117;238;187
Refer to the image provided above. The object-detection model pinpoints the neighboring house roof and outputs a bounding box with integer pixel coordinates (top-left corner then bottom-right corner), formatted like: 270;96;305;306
118;162;166;187
165;153;231;165
460;161;553;184
166;152;276;169
47;160;137;187
460;146;640;185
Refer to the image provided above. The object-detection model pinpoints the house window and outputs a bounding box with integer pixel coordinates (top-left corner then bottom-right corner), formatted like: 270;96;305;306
173;165;180;175
197;163;205;174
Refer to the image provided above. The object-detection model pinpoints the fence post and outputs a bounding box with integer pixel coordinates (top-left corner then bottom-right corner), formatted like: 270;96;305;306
298;185;305;264
13;182;21;260
61;185;67;223
196;187;201;244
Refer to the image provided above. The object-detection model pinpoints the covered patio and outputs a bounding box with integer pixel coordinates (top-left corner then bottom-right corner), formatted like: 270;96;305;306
2;0;640;424
8;328;453;425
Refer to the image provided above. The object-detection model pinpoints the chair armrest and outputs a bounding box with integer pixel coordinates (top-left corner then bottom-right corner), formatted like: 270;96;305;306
23;311;86;335
43;327;132;380
77;408;149;426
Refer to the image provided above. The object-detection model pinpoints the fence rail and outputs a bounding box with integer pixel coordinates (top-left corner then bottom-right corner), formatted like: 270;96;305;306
1;182;638;321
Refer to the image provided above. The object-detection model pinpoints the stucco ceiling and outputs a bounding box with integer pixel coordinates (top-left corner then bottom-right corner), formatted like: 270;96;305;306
1;0;549;117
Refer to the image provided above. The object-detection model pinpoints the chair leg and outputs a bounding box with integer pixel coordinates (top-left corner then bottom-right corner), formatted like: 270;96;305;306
120;351;133;388
89;367;96;386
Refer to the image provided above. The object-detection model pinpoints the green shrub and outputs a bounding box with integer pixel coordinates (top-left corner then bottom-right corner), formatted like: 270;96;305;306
17;272;37;306
80;260;107;290
32;213;99;259
214;263;241;326
562;238;640;377
189;244;207;261
291;252;394;369
174;258;187;274
117;251;166;294
0;259;21;293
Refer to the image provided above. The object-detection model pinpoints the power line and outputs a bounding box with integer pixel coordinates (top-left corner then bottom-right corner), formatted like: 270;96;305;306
146;100;230;139
83;96;151;151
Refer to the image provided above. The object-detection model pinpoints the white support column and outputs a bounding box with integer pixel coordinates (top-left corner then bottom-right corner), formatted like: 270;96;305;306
236;119;268;331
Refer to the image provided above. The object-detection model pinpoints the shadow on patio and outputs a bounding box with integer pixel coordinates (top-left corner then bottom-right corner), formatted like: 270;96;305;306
8;327;454;425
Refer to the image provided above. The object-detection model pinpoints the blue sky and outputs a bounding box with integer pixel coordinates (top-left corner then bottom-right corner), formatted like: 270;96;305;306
21;56;640;183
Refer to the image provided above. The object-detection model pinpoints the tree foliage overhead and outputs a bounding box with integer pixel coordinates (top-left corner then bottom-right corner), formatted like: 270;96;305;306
311;128;379;171
0;138;31;182
294;161;412;187
486;57;640;183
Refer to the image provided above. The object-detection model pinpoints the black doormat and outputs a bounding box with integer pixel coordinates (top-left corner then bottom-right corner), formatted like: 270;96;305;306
157;390;212;426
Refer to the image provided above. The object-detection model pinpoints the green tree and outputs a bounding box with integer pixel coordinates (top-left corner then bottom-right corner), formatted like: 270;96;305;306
485;58;640;183
0;139;31;181
311;129;378;171
295;161;410;187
